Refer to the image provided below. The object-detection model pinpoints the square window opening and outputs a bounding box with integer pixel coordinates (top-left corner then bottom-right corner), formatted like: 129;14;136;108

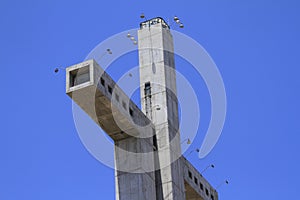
70;65;90;87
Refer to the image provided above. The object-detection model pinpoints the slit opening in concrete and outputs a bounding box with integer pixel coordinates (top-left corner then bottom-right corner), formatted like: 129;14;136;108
69;65;90;87
188;171;192;179
200;182;204;190
194;177;198;185
205;188;209;196
100;77;105;86
129;108;133;116
108;85;113;94
153;135;158;151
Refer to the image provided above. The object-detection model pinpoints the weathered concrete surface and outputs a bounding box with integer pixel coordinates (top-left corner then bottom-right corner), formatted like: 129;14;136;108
66;59;156;200
66;60;154;141
66;17;218;200
138;17;185;200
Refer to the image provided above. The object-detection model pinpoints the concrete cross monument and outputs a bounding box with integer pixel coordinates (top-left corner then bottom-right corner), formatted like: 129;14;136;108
65;17;218;200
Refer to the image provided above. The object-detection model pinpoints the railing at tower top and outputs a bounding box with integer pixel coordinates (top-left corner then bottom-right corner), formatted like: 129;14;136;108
140;17;170;29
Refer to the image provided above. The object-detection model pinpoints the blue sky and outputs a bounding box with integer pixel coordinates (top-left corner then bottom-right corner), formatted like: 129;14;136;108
1;0;300;199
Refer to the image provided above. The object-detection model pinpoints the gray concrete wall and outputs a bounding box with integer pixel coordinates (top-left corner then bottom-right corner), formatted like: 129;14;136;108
138;18;185;200
115;137;156;200
66;59;154;141
66;59;156;200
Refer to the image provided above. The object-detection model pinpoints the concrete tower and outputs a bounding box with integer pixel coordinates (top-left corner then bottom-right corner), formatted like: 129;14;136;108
138;18;185;200
65;16;219;200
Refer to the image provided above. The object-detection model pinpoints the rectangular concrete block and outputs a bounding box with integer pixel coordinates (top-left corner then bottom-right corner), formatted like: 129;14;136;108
66;59;155;141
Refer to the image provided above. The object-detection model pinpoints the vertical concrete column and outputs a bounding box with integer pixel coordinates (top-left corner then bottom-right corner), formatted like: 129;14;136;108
114;137;156;200
138;18;185;200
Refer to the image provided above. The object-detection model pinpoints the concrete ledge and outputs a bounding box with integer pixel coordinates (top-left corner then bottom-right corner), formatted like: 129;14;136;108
66;59;155;141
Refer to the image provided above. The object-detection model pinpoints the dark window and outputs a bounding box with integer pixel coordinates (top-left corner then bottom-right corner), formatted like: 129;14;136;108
188;171;192;179
108;85;112;94
194;177;198;185
100;77;105;86
144;82;151;96
211;194;214;200
70;66;90;87
144;82;152;117
200;183;204;190
205;188;209;196
153;135;158;151
129;108;133;116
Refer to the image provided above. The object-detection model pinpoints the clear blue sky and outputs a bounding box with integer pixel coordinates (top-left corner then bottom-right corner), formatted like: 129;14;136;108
1;0;299;199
